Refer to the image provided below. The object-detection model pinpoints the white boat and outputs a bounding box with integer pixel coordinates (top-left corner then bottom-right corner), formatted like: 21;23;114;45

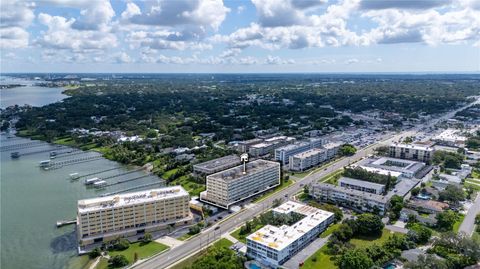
69;173;80;180
84;177;101;185
39;160;51;167
93;180;107;188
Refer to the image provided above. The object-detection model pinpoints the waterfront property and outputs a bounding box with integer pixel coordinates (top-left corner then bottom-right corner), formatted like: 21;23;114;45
389;142;434;163
77;186;193;248
192;154;241;176
200;159;280;209
311;183;390;215
338;177;386;195
246;201;334;267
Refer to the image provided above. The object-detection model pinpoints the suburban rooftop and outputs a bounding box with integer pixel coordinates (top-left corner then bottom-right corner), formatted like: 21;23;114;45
207;159;279;182
193;154;240;170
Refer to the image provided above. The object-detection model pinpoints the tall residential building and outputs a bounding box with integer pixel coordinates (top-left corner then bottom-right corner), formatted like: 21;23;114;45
248;136;296;157
289;148;327;171
311;183;390;215
77;186;192;246
246;201;334;267
389;143;434;163
192;155;241;176
274;138;324;165
200;160;280;209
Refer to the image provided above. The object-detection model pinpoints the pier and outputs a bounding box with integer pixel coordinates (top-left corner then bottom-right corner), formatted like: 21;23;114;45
10;146;66;158
77;167;120;178
100;182;165;196
52;150;90;159
0;141;48;152
100;167;145;180
45;155;103;170
56;219;76;228
99;174;153;188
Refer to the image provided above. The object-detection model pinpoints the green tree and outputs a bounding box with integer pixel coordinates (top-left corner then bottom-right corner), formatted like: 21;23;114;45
436;210;458;231
339;144;357;156
389;195;404;221
407;224;432;244
142;233;153;243
88;247;101;259
404;254;448;269
439;185;465;203
111;238;130;251
338;248;373;269
108;255;129;268
356;213;384;236
411;187;420;196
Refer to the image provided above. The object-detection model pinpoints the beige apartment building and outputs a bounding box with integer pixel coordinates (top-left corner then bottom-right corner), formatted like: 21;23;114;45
200;159;280;209
77;186;192;246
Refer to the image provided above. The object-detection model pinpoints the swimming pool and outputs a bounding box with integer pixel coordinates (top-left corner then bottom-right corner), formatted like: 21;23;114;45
249;263;261;269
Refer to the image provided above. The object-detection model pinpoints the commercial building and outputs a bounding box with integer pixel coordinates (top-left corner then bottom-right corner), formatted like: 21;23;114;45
248;136;296;157
389;143;434;163
289;148;327;171
246;201;334;267
355;157;426;179
200;160;280;209
77;186;192;247
311;183;390;215
274;138;324;165
433;129;467;147
192;155;241;176
338;177;386;195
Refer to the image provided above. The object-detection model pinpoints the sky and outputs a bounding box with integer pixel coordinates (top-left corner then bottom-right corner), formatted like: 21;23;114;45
1;0;479;73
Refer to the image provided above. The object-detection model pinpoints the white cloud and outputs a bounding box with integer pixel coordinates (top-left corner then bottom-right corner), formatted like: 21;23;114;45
345;58;359;64
237;5;246;14
264;55;295;64
0;1;35;49
115;52;132;63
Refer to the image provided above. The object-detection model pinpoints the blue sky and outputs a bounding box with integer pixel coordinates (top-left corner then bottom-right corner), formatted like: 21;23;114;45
1;0;479;73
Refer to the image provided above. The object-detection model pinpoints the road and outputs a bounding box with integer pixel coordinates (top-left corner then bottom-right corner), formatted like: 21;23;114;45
134;98;478;269
458;192;480;236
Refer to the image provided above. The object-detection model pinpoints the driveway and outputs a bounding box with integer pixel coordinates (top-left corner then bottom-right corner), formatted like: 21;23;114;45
283;236;330;269
458;192;480;236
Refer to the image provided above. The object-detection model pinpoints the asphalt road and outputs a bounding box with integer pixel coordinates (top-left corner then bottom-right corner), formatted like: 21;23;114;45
134;98;479;269
458;192;480;236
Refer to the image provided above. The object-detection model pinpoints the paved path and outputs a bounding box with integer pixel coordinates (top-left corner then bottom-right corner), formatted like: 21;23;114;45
283;236;330;269
155;236;184;249
222;233;239;244
458;192;480;236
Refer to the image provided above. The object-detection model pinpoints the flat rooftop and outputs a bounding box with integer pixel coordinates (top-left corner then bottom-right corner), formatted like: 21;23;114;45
78;186;188;213
323;142;342;149
315;183;389;203
208;159;279;182
250;142;273;149
292;148;326;159
276;141;310;152
193;155;240;170
247;201;333;251
390;142;434;151
357;157;425;176
339;177;385;190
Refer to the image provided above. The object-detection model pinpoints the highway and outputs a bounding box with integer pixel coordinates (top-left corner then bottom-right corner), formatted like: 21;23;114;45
134;98;478;269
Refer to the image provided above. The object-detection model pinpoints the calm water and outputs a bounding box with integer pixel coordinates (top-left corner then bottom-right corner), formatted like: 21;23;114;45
0;77;67;108
0;137;164;269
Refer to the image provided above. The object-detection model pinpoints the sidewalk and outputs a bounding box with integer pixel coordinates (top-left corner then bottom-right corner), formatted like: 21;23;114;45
283;235;330;269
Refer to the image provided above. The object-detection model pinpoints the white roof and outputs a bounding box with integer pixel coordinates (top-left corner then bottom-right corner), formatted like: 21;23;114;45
391;142;433;151
247;201;333;251
78;186;188;213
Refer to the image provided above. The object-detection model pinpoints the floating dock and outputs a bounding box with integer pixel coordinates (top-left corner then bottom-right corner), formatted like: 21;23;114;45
45;155;103;170
1;141;47;152
56;219;76;228
76;167;120;179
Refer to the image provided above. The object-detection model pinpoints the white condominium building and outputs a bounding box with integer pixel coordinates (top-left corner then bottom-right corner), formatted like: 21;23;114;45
200;160;280;209
289;148;327;171
192;155;241;176
274;138;324;165
389;142;434;163
311;183;390;215
338;177;386;195
323;142;342;159
248;136;296;157
77;186;192;246
247;201;334;267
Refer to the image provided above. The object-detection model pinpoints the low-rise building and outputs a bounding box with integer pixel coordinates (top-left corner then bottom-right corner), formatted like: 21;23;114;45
311;183;390;215
389;142;434;163
405;199;449;214
200;160;280;209
77;186;192;247
338;177;386;195
246;201;334;267
433;129;467;147
192;155;241;176
323;142;342;159
355;157;426;179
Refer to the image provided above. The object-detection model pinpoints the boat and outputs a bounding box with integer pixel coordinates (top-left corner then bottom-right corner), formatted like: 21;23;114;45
93;180;107;188
10;152;20;158
39;160;51;168
69;173;80;180
84;177;101;185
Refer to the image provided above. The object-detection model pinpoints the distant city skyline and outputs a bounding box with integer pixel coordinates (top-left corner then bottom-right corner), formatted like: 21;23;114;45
1;0;479;73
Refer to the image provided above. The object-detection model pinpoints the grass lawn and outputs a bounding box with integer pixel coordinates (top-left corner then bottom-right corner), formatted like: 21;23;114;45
473;231;480;243
465;181;480;191
170;238;233;269
321;169;344;185
66;255;95;269
178;233;194;241
472;170;480;179
453;214;465;233
54;137;78;146
169;175;205;197
95;258;108;269
253;179;294;203
350;229;398;248
320;223;342;238
99;241;169;269
230;224;265;243
302;245;337;269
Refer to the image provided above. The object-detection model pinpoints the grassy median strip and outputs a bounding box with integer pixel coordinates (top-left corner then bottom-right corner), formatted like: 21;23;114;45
253;179;293;203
